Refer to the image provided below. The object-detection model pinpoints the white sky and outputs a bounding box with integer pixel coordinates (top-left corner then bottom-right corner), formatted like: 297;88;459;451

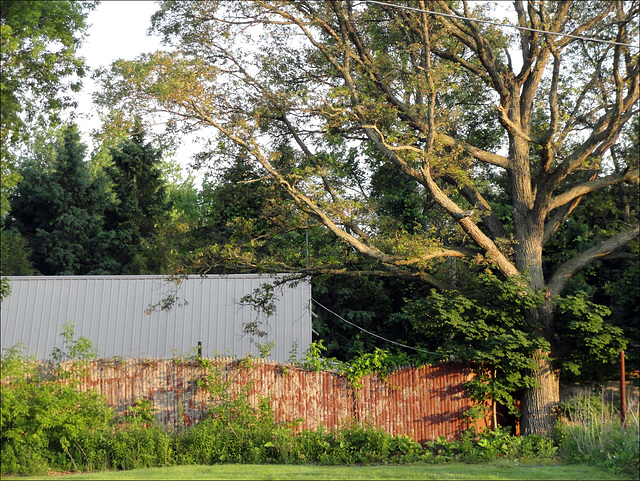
75;1;205;178
77;1;160;134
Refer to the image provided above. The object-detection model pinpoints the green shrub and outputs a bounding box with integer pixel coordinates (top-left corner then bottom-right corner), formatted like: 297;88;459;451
330;424;390;464
390;435;426;463
507;434;557;460
424;427;557;464
424;435;463;462
106;423;175;470
288;423;421;465
1;339;114;475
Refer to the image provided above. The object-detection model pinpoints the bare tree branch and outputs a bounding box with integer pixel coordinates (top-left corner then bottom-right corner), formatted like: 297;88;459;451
542;169;599;246
442;174;507;239
437;134;510;168
419;163;520;278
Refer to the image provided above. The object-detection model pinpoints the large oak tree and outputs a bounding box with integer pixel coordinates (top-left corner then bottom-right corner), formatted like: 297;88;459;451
97;0;639;434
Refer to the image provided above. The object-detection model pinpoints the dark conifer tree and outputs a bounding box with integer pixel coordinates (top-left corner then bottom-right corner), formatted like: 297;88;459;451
7;124;112;274
104;121;170;273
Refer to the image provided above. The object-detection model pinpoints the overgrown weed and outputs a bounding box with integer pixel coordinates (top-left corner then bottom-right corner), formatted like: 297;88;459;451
555;388;639;479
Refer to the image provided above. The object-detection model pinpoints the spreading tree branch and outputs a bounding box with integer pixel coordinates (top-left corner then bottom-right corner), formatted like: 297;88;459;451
548;225;640;297
547;167;640;212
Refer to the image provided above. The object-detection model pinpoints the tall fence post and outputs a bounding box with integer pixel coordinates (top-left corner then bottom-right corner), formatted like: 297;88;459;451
620;350;626;427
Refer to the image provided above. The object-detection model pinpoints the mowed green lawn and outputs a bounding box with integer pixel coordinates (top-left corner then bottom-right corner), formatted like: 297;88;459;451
8;461;628;480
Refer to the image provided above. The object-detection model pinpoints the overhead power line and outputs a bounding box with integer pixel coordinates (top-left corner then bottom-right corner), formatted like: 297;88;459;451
311;298;440;355
365;0;640;49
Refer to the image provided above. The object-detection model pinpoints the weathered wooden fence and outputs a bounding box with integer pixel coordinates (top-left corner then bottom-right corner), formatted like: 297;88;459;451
67;358;486;443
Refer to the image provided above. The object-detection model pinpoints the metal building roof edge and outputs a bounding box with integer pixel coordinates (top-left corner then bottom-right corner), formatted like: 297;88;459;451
3;274;309;281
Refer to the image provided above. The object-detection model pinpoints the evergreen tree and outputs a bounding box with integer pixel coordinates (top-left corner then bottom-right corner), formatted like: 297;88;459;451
104;122;170;273
7;125;112;274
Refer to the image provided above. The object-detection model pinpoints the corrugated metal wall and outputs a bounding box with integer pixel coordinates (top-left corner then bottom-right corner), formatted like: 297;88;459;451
66;358;486;442
0;275;311;363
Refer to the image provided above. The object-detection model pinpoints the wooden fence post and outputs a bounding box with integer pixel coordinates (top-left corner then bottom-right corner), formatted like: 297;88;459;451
620;350;626;427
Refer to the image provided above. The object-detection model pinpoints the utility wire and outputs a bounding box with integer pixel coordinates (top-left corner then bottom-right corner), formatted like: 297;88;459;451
311;298;440;355
365;0;640;50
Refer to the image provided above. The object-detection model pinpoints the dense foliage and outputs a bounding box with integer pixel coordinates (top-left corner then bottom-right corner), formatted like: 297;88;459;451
0;325;112;475
0;0;97;217
103;120;171;274
2;123;180;276
5;125;112;274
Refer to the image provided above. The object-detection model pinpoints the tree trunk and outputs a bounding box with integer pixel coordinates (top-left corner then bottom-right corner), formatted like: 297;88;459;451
520;351;560;435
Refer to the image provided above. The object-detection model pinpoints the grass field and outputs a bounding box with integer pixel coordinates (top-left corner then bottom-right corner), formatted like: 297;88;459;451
7;461;630;480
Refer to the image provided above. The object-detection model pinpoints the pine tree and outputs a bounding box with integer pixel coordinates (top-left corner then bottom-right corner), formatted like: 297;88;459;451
104;122;170;273
7;125;112;274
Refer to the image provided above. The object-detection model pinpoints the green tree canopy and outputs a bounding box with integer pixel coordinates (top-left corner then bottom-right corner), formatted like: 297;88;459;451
103;122;171;273
0;0;97;217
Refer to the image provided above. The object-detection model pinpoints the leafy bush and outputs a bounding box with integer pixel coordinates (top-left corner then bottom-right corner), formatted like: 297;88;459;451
177;399;282;464
423;427;557;464
106;423;175;470
1;332;113;475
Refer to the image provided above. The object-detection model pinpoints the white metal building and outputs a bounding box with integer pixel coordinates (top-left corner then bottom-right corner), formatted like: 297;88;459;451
0;275;311;362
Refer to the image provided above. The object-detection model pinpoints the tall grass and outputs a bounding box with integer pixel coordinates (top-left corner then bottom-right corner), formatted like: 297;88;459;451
556;387;639;479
